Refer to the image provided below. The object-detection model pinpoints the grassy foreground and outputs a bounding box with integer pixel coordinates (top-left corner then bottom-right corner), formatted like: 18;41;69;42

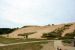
0;36;48;44
0;41;48;50
0;36;49;50
0;43;42;50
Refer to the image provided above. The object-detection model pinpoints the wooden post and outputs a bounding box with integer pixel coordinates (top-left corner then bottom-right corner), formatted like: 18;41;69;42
26;35;28;39
74;40;75;47
74;37;75;47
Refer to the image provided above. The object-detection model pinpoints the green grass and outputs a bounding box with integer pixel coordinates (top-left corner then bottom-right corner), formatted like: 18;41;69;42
0;41;48;50
0;36;49;50
0;36;48;44
0;43;42;50
62;39;74;46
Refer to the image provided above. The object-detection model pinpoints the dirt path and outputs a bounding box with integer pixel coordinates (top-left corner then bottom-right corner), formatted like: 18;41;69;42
0;40;51;46
64;46;75;50
41;41;55;50
54;40;75;50
54;40;64;50
1;40;75;50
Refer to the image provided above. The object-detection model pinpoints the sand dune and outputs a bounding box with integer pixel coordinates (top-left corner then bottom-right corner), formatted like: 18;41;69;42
8;22;75;39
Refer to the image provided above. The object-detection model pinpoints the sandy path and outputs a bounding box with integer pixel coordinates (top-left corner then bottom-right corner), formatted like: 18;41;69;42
64;46;75;50
0;40;51;46
41;41;55;50
0;40;75;50
54;40;75;50
54;40;63;50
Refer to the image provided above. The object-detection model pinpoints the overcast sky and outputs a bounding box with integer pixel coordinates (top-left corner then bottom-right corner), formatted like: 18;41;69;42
0;0;75;28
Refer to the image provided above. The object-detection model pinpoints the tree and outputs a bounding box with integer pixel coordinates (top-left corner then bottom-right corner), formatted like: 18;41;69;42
42;31;62;39
0;28;17;35
52;24;54;26
47;24;51;26
18;32;36;39
42;27;64;39
62;30;75;39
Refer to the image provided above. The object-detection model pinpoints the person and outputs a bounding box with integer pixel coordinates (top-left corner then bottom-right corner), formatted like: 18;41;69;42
57;47;59;50
57;47;62;50
74;37;75;47
59;48;62;50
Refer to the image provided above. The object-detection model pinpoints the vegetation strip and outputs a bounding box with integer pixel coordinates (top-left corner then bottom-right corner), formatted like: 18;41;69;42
0;40;50;46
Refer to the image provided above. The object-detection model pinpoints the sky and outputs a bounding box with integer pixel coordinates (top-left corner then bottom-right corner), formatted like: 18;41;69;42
0;0;75;28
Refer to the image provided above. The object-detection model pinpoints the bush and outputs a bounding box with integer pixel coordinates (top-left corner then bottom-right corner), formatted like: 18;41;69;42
62;39;72;44
62;30;75;39
42;31;62;39
64;24;72;27
0;28;17;35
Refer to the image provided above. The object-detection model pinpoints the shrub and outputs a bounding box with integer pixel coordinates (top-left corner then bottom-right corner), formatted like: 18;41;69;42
62;39;72;44
18;32;36;39
0;28;17;35
64;24;72;27
42;31;62;39
62;30;75;39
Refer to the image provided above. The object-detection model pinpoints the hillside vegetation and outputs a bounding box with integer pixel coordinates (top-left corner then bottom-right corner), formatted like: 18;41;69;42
0;28;17;35
1;22;75;39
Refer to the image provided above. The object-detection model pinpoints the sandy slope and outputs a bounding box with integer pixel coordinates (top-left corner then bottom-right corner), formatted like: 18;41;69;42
62;23;75;36
8;24;64;38
7;22;75;39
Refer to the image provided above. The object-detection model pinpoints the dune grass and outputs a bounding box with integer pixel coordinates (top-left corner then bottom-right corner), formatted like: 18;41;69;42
0;36;48;44
0;43;43;50
0;36;49;50
0;41;49;50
